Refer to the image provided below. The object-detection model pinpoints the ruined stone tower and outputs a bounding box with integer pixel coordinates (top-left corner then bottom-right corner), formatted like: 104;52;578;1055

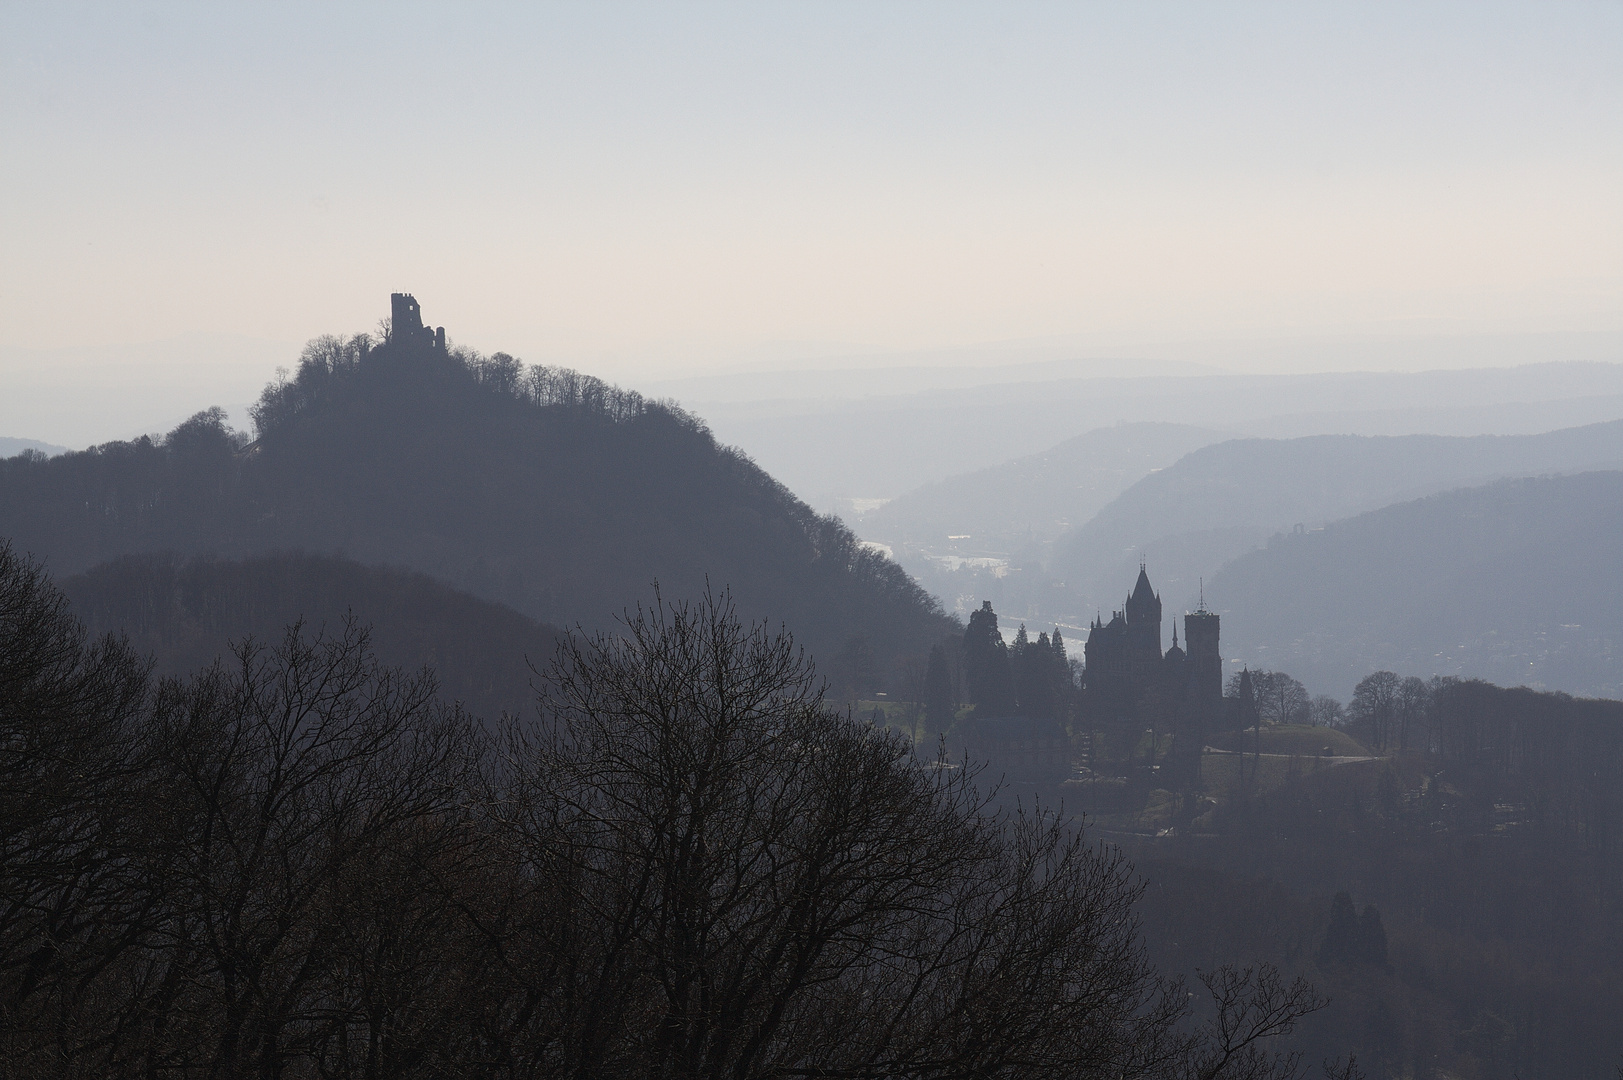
389;293;447;351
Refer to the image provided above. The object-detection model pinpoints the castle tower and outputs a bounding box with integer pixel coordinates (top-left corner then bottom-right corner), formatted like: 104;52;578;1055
391;292;425;339
1083;610;1131;698
1124;564;1163;683
1183;608;1222;706
389;292;447;351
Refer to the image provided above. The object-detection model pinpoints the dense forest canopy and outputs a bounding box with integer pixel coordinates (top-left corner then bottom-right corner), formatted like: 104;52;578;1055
61;550;559;723
0;329;958;673
1123;675;1623;1078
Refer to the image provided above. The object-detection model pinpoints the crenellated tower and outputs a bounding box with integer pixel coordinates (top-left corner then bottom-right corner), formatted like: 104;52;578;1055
389;292;447;352
1183;603;1222;708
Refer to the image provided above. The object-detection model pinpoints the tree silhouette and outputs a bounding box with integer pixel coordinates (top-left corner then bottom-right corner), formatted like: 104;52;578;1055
964;601;1015;715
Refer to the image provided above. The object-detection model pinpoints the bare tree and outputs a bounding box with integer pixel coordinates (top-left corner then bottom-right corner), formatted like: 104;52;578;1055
1348;672;1401;752
1;554;1344;1077
1394;676;1430;751
1172;966;1327;1080
1251;672;1310;727
0;542;155;1066
1307;696;1344;729
489;588;1332;1080
132;619;477;1077
898;652;929;742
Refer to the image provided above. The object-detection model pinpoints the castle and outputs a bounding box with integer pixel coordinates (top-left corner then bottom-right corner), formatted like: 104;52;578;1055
1081;565;1224;769
959;566;1223;786
390;293;447;352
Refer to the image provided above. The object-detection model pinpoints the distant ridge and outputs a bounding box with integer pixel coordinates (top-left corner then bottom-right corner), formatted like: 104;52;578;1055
691;361;1623;507
1210;471;1623;699
0;437;70;458
1051;419;1623;620
860;421;1223;551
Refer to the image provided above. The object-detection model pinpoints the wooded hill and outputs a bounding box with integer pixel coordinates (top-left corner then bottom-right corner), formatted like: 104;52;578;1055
61;551;558;723
1210;471;1623;699
0;329;958;674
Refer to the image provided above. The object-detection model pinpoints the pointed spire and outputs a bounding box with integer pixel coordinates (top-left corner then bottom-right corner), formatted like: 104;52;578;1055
1130;564;1156;605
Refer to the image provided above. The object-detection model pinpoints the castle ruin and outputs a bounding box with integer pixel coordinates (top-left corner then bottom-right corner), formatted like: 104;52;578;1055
390;293;447;352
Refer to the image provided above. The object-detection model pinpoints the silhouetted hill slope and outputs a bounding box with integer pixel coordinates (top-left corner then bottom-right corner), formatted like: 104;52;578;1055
61;551;559;722
0;327;957;673
860;422;1222;550
1051;421;1623;619
1209;471;1623;699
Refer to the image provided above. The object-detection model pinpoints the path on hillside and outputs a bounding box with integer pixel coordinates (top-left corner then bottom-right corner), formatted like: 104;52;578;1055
1202;748;1380;767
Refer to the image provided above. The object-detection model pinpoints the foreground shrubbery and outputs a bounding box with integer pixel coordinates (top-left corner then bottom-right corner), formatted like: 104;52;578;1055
0;542;1351;1079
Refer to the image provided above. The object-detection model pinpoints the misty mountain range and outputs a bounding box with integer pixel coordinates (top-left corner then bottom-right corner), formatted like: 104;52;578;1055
1051;419;1623;615
4;306;1623;1078
682;361;1623;510
858;421;1223;552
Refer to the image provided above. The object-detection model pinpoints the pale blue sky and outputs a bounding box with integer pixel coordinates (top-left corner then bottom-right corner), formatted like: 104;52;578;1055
2;2;1619;402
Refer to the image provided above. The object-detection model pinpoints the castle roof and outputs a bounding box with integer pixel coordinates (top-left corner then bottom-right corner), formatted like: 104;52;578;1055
1164;622;1185;662
1130;566;1156;605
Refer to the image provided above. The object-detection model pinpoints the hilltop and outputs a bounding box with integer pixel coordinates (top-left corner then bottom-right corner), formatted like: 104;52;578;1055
0;437;69;459
0;298;958;679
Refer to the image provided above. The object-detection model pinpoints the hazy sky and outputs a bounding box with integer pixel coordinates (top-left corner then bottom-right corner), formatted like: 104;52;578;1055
3;2;1620;402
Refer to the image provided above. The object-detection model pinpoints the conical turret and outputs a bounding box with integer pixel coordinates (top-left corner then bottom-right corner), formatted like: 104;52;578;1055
1130;565;1156;606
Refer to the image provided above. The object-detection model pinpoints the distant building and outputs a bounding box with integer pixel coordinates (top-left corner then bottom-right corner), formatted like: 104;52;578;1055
1081;564;1225;783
